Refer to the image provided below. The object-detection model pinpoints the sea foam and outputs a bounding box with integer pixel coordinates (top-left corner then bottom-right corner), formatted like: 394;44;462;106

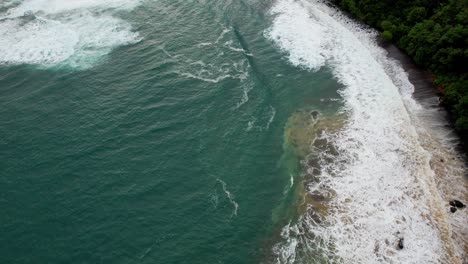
267;0;464;263
0;0;141;68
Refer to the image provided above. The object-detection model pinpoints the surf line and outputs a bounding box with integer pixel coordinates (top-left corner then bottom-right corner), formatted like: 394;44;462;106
216;179;239;217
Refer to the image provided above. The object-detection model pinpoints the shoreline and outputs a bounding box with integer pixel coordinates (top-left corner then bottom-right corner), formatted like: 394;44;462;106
326;0;467;157
266;1;467;261
330;0;468;156
381;41;467;262
382;42;467;161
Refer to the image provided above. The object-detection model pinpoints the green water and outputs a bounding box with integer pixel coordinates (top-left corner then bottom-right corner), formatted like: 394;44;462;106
0;1;343;263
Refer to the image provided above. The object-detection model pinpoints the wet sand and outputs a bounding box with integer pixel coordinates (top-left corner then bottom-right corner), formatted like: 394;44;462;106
382;43;466;154
382;42;467;263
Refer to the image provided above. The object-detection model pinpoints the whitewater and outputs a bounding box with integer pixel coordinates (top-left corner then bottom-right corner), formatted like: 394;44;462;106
0;0;141;68
267;0;467;263
0;0;466;263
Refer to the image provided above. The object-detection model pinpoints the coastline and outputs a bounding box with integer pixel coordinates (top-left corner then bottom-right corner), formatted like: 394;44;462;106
266;1;468;264
381;41;468;262
329;0;468;156
381;42;467;157
326;0;467;156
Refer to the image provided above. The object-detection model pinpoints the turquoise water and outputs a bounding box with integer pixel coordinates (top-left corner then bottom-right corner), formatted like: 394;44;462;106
3;0;465;263
0;1;343;263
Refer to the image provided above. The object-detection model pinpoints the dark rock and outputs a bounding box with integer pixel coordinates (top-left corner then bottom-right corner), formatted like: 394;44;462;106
440;158;444;162
449;200;465;208
397;238;404;250
311;111;319;119
450;207;457;213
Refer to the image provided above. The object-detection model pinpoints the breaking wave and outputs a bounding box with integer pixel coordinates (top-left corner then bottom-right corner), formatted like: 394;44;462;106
266;0;466;263
0;0;141;68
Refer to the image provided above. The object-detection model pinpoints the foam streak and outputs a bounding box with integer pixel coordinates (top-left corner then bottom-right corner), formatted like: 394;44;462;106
216;179;239;217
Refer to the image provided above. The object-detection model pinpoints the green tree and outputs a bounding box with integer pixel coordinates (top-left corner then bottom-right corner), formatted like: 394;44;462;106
382;31;393;41
407;7;426;23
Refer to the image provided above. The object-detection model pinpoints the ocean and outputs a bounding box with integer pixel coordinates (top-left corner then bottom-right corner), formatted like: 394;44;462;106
0;0;466;263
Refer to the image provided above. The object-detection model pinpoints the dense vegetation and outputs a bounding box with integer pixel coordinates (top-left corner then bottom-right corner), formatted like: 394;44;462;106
333;0;468;144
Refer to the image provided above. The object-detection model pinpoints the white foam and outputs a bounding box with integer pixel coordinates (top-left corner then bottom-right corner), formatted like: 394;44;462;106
283;174;294;195
265;106;276;130
246;118;256;131
196;42;213;48
5;0;139;17
0;17;78;65
216;179;239;217
178;72;237;84
215;27;230;44
266;2;327;72
0;0;141;68
273;221;299;263
0;0;23;11
163;22;250;84
176;57;249;84
209;191;219;209
267;0;462;263
235;82;253;109
223;40;254;56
